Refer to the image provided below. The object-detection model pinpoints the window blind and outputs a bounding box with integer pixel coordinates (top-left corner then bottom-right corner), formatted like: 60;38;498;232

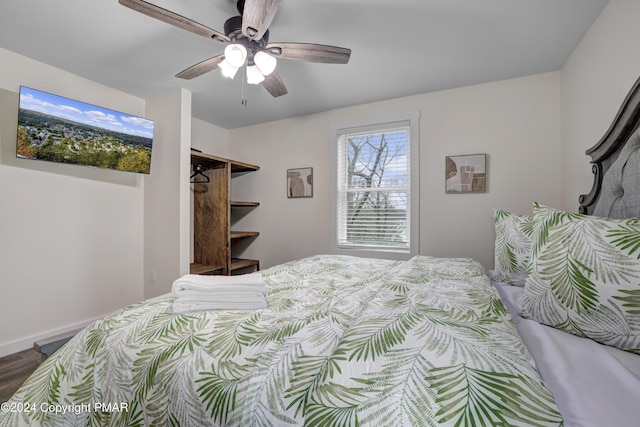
336;122;411;252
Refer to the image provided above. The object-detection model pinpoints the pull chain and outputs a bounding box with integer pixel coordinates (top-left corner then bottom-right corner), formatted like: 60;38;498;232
241;67;248;106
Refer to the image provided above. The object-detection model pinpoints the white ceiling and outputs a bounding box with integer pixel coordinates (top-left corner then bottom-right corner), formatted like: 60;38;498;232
0;0;608;129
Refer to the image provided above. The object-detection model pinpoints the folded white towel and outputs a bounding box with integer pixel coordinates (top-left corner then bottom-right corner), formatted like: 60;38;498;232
171;272;268;313
174;273;263;286
172;273;267;297
177;294;266;304
171;295;267;313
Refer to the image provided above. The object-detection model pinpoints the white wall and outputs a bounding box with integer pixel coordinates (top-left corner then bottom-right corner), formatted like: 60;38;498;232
228;72;563;270
144;89;193;298
561;0;640;211
0;48;147;356
0;45;199;355
192;117;230;157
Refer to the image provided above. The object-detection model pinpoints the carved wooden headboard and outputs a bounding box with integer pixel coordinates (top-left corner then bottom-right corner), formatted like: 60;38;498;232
579;76;640;218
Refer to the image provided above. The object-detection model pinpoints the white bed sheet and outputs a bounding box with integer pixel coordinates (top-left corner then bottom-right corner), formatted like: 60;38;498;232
493;281;640;427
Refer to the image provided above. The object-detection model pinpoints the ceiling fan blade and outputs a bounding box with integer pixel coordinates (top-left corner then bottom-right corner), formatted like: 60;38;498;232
242;0;281;40
119;0;229;42
265;43;351;64
261;72;288;97
176;54;225;80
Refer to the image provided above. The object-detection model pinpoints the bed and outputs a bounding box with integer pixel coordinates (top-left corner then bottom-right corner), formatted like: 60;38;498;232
2;78;640;427
0;255;562;426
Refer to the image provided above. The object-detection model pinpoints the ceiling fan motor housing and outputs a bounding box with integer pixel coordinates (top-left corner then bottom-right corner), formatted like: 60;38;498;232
224;15;269;59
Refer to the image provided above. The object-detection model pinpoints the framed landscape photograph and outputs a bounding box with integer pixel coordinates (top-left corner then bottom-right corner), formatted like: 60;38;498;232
445;154;487;193
287;167;313;198
16;86;155;174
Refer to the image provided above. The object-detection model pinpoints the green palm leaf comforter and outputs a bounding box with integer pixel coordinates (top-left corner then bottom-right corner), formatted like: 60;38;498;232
0;255;562;426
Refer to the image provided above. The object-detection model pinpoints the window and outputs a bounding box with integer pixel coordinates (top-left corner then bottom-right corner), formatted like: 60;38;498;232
331;111;420;259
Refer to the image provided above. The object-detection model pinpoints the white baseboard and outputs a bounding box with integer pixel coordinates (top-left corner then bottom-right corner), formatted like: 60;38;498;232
0;317;100;358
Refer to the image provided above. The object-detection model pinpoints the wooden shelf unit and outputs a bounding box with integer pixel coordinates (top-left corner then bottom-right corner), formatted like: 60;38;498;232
190;150;260;275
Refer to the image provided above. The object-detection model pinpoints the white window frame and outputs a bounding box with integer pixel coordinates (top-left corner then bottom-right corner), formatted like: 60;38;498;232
331;111;420;260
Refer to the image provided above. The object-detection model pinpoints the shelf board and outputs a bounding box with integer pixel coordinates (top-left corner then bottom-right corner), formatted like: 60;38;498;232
231;201;260;207
190;263;224;275
230;231;259;239
230;162;260;173
230;258;260;272
191;149;259;172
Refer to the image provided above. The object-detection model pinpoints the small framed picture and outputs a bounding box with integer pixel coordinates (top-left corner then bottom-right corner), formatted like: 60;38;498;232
445;154;487;193
287;167;313;198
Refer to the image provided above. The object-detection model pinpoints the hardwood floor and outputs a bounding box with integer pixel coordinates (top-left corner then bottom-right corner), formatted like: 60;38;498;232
0;349;45;403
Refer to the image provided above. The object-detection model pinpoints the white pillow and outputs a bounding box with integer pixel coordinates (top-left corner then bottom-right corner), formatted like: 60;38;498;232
520;202;640;353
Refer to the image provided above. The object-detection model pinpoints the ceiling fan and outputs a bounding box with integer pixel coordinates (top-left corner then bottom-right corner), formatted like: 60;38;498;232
119;0;352;97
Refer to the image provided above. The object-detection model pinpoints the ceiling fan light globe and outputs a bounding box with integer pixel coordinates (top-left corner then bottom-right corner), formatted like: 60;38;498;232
219;59;240;79
224;43;248;68
246;65;265;84
254;51;277;76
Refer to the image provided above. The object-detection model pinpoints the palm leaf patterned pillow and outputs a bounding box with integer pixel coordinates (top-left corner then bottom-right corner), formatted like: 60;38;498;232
521;202;640;353
493;209;534;286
